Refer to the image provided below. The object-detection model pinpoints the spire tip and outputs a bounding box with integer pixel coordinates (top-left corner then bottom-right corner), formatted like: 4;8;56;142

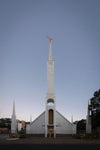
47;36;52;44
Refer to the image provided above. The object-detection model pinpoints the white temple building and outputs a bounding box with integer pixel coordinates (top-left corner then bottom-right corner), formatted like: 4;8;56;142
26;38;76;137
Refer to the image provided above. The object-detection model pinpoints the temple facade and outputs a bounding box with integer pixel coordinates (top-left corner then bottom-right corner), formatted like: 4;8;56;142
26;38;76;137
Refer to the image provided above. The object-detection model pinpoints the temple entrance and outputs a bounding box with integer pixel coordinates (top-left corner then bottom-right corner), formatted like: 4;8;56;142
49;109;53;124
48;126;54;138
48;109;54;138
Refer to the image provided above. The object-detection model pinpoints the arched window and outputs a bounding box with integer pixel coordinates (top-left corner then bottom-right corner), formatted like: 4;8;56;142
47;99;54;106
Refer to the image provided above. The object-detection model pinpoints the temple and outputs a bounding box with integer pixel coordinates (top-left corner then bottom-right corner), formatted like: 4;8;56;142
26;38;76;137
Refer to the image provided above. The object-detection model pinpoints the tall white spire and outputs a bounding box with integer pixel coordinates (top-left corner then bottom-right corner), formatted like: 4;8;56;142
48;37;53;60
30;114;32;124
87;100;90;116
46;37;55;94
11;100;17;134
45;37;56;138
13;100;15;115
86;100;91;133
71;115;73;123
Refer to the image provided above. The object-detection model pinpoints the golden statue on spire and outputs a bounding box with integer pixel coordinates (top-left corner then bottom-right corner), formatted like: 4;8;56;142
48;36;52;44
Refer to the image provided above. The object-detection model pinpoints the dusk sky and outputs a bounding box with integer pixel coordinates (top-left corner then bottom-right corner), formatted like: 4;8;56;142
0;0;100;122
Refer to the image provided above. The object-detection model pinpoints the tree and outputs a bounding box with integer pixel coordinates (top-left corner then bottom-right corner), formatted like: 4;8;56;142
0;118;11;129
90;89;100;129
77;119;86;134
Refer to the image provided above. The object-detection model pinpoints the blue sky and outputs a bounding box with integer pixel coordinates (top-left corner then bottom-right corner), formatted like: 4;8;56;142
0;0;100;122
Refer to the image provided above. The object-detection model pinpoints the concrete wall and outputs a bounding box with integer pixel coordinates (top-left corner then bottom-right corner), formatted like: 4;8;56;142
26;112;45;134
56;111;74;134
26;110;76;135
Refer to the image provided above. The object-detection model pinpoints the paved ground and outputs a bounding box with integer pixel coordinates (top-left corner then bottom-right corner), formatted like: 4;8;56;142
0;144;100;150
0;134;100;145
0;135;100;150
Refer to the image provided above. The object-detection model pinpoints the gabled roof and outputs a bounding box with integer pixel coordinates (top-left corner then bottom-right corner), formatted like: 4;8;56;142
30;111;45;125
56;110;73;125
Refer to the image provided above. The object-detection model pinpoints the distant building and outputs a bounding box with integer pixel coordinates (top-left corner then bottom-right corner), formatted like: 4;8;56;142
0;118;11;133
17;120;26;131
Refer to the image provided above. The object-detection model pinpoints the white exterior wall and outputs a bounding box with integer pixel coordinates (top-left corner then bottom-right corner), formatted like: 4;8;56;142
26;110;76;135
86;115;91;133
26;112;45;134
26;124;30;134
72;124;76;134
86;105;91;134
18;123;22;131
56;111;76;134
11;101;17;134
11;115;16;134
47;61;54;94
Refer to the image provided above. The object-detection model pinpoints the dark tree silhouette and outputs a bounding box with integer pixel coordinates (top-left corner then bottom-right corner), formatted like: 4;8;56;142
90;89;100;129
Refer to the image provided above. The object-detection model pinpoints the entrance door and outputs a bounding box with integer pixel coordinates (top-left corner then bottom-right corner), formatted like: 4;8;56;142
49;109;53;124
48;126;54;138
48;109;54;137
